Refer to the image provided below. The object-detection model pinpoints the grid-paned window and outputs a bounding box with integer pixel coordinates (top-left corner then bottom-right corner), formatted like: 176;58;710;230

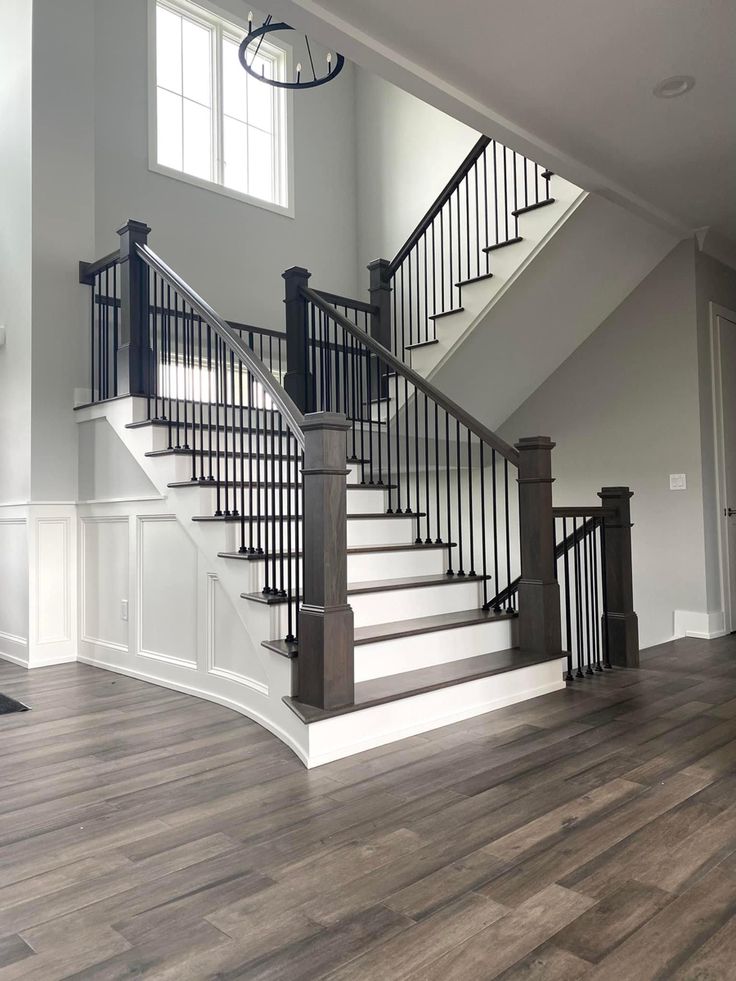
152;0;288;209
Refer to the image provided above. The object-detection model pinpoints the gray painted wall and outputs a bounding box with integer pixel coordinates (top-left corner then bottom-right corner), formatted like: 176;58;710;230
354;68;478;295
498;240;706;650
0;0;32;505
93;0;360;330
30;0;95;503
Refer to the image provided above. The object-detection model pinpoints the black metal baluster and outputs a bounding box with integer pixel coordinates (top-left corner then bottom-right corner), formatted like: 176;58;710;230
262;401;271;594
445;411;453;574
434;404;441;542
584;520;594;675
600;519;611;668
562;517;573;681
480;443;488;607
456;418;464;574
113;263;119;398
592;521;603;672
504;459;512;609
467;431;476;576
492;449;501;612
573;518;584;678
214;335;222;515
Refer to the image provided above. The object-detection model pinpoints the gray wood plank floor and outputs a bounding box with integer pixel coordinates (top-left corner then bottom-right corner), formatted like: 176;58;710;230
2;636;736;979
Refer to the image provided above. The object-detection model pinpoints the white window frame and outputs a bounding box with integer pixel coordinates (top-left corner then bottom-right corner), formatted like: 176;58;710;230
147;0;294;218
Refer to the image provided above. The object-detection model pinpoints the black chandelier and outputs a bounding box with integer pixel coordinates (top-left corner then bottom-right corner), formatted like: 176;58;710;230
239;14;345;90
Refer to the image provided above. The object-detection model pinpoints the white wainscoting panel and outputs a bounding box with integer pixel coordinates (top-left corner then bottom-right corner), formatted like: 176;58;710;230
82;516;130;651
138;515;198;667
0;518;29;664
206;573;268;694
27;506;77;666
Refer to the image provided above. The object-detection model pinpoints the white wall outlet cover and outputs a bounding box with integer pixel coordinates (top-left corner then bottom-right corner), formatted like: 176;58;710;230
670;473;687;490
121;599;129;621
0;325;6;348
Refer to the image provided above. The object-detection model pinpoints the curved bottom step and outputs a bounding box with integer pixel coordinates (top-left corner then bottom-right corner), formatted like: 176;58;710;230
284;647;563;723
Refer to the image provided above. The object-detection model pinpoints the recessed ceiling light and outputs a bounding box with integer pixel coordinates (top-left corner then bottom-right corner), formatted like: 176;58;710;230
653;75;695;98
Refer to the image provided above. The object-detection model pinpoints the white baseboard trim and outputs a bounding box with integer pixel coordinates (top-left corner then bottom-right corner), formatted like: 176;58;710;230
673;610;728;640
0;649;30;668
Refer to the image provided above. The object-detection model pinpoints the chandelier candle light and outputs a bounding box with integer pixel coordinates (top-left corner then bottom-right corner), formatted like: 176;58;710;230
240;13;345;89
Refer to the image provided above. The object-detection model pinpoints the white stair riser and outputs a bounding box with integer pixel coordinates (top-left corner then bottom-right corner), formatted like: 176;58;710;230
194;514;418;553
167;454;365;485
174;483;387;517
347;516;418;547
354;618;517;682
350;579;485;627
232;546;450;592
148;426;294;455
348;548;448;581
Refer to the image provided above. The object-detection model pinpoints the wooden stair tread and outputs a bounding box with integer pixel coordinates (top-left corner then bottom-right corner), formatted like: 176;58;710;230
405;337;440;351
218;541;456;562
483;236;523;254
194;511;425;524
456;271;494;288
242;571;487;606
283;648;562;723
428;307;463;321
262;607;516;659
168;479;396;490
511;198;556;217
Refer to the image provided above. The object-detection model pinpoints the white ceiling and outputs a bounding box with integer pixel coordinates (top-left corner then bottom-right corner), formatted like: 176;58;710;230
275;0;736;240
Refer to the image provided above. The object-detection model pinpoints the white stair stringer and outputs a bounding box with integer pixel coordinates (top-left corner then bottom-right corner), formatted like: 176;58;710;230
75;396;565;767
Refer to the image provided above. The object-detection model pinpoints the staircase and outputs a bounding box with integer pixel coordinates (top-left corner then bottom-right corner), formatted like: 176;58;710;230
75;139;641;767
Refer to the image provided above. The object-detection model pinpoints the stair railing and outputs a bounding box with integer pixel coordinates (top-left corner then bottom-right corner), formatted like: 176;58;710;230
368;136;552;360
81;222;363;713
294;274;524;611
488;491;640;675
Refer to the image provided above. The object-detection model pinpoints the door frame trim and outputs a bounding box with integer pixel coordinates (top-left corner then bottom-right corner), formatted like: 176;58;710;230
710;302;736;633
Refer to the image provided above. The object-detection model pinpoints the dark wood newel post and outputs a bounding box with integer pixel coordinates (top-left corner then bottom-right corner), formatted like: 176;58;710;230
282;266;311;412
516;436;562;655
368;259;392;350
117;219;154;397
299;411;354;709
368;258;392;396
598;486;640;667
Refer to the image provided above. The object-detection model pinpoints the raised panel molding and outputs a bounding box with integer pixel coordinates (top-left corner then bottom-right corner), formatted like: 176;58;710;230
137;515;198;668
206;573;269;695
80;516;130;653
35;518;71;644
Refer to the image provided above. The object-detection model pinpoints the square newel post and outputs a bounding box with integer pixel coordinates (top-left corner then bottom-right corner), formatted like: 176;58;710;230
368;258;392;398
117;219;154;397
299;411;355;709
516;436;562;656
282;266;312;412
598;487;640;667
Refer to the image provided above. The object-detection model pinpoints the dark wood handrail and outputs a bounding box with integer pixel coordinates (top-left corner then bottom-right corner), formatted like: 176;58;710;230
79;250;121;284
314;289;378;316
388;136;491;276
138;243;305;447
301;285;519;466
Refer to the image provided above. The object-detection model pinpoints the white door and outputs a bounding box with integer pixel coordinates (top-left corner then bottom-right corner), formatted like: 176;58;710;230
716;314;736;629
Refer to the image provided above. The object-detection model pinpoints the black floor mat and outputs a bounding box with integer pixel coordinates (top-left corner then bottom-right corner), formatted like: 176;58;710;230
0;693;30;715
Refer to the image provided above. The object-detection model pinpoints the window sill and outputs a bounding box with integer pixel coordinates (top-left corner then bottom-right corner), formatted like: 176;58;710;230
148;161;295;219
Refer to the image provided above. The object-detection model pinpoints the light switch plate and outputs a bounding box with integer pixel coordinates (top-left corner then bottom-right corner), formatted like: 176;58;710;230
670;473;687;490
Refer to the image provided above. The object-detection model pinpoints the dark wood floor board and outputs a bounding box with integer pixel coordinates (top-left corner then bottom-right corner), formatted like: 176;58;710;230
558;795;721;899
583;866;736;980
5;639;736;978
476;769;715;906
553;879;670;963
413;883;595;980
324;892;507;980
